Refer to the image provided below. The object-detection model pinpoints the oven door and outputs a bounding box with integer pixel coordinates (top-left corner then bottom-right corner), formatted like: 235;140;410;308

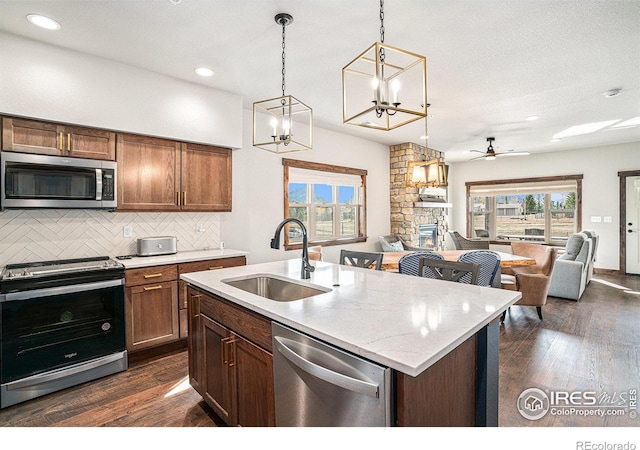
0;279;125;384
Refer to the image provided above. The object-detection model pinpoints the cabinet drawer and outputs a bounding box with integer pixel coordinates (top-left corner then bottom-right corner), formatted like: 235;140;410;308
125;264;178;287
200;292;272;352
179;256;246;275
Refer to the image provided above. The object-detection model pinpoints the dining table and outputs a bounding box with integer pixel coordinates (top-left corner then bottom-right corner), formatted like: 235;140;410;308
380;249;536;272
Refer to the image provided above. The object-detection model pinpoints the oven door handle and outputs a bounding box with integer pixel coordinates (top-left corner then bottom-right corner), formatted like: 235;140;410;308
0;278;124;302
4;352;126;391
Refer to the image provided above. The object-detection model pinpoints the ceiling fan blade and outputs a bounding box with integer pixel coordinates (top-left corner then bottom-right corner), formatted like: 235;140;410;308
469;150;485;154
496;151;530;157
470;155;489;161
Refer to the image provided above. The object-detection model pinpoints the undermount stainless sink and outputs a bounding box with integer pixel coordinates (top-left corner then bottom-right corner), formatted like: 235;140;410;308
222;274;331;302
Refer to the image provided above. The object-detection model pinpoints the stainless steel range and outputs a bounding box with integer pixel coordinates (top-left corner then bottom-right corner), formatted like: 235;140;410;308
0;256;127;408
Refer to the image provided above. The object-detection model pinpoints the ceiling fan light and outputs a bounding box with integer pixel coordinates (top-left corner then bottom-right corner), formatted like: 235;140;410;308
485;155;496;161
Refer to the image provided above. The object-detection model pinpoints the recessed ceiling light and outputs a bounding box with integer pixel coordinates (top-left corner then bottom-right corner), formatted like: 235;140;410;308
550;138;561;143
525;115;540;121
195;67;214;77
604;88;622;98
27;14;61;30
419;134;428;140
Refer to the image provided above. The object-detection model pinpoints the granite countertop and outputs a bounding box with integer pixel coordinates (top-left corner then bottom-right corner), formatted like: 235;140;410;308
118;248;248;269
181;259;522;377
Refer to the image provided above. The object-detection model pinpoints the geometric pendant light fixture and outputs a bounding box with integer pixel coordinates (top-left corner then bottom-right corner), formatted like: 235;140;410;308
406;106;449;187
342;0;427;130
253;13;313;153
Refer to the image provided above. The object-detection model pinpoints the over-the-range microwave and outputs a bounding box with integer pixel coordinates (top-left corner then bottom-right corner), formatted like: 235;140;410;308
1;152;117;210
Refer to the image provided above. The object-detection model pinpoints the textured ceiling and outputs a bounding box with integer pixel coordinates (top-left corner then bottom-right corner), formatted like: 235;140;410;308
0;0;639;161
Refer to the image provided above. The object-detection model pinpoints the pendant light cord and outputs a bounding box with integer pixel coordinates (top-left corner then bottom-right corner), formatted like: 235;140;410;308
281;19;286;98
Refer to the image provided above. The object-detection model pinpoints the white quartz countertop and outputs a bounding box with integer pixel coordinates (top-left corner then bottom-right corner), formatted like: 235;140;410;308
181;259;522;377
118;249;248;269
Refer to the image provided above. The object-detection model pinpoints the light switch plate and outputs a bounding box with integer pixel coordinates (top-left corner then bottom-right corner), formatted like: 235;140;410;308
604;216;612;223
590;216;602;223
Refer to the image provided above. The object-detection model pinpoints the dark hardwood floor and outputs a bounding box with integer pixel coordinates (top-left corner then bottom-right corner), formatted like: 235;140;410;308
1;271;638;428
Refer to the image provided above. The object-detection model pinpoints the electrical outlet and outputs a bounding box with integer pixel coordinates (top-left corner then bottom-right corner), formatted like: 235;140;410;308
196;224;205;233
123;225;133;238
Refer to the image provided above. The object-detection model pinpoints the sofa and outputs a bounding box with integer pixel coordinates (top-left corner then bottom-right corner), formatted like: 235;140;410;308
379;234;433;252
547;232;592;300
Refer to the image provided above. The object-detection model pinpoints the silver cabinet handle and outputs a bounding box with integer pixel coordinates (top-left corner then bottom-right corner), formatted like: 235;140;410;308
274;336;379;398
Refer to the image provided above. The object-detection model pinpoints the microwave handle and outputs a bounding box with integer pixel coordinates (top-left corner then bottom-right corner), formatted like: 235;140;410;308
95;168;103;201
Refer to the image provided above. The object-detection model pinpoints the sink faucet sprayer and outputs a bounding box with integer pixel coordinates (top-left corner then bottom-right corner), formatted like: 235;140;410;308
270;218;315;280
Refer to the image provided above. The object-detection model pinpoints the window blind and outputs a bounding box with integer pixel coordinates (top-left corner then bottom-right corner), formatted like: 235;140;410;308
469;180;577;196
289;167;362;187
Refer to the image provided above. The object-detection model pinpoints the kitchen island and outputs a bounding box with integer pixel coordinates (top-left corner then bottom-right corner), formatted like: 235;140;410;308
181;258;522;427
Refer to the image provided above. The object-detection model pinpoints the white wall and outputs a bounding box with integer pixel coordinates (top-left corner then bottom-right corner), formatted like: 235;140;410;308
0;32;242;149
448;141;640;270
221;110;390;265
0;33;391;266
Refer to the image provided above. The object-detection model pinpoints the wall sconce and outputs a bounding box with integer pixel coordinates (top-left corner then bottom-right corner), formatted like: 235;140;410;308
406;159;449;187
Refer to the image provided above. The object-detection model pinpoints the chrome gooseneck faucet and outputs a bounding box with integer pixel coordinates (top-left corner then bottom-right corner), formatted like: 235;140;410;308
270;218;315;280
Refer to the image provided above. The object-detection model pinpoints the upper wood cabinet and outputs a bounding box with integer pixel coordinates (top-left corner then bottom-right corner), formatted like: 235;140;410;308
2;117;116;161
117;134;232;212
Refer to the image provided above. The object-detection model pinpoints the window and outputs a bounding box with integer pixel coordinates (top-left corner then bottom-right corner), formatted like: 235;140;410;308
283;159;367;249
466;175;583;244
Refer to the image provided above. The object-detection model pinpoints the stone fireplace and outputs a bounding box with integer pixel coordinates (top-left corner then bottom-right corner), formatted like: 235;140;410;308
389;142;449;250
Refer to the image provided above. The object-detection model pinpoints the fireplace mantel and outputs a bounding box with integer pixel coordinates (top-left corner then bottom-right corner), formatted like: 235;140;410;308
414;201;452;208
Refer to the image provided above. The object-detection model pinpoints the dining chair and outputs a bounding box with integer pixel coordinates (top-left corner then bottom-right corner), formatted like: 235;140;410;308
339;250;383;270
456;250;501;286
397;251;444;277
418;258;480;284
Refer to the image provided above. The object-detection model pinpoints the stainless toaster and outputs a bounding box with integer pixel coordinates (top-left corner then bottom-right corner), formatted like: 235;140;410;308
137;236;178;257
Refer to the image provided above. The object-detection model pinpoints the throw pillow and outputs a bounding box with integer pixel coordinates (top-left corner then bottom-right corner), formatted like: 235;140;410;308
389;241;404;251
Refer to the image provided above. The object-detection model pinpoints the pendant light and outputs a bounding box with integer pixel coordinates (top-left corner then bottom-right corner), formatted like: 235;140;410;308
253;13;313;153
342;0;427;130
406;105;448;187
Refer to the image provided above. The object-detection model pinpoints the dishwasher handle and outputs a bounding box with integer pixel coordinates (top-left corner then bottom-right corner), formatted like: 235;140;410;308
273;336;380;398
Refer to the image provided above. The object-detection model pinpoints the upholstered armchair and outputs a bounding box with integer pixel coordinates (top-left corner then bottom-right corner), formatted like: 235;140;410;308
548;232;592;300
445;231;490;250
501;243;558;320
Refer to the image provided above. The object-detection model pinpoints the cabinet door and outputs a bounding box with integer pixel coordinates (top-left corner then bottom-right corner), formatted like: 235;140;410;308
180;143;232;212
2;117;62;155
64;125;115;160
125;281;179;352
188;289;204;395
234;336;276;426
116;134;180;211
202;315;237;425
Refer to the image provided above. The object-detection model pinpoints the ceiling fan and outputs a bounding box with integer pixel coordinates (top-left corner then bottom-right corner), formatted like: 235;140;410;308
470;137;530;161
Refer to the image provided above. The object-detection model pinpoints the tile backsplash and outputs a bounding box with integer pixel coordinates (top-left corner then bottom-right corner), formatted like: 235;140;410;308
0;209;221;267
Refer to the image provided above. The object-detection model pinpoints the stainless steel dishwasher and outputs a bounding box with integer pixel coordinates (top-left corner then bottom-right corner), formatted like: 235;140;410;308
272;322;391;426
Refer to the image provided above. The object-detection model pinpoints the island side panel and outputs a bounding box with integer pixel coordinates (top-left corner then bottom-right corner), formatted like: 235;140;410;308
475;319;500;427
395;333;477;426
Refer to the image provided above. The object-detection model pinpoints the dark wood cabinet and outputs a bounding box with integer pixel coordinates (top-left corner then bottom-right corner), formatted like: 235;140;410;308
116;134;181;211
2;117;116;160
125;280;179;352
188;286;275;427
116;134;232;212
126;257;246;353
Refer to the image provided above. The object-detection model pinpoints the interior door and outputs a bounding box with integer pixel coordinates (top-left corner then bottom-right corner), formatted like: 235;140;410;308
626;176;640;275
